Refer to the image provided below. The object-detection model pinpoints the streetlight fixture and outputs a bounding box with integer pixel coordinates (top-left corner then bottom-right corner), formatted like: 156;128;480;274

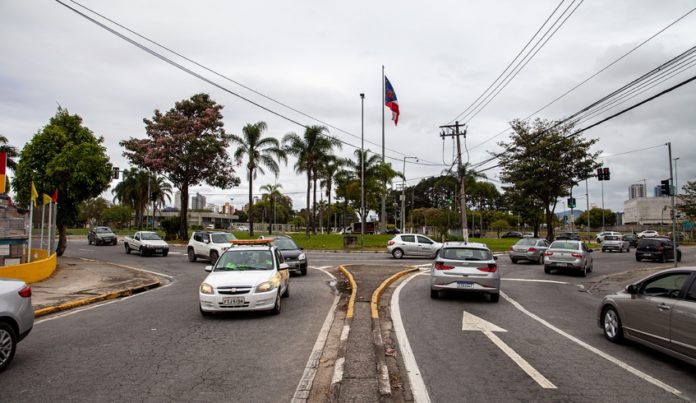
401;156;418;232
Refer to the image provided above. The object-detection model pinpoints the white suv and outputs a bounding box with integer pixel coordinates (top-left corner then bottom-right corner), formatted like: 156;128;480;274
595;231;621;243
188;231;236;263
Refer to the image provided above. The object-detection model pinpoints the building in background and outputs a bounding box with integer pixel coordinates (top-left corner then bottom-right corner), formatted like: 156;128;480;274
174;191;181;210
206;203;219;213
629;183;646;200
623;196;683;224
654;184;675;197
191;193;206;210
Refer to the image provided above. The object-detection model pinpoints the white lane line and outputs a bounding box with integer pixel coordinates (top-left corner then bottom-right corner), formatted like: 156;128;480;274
501;291;682;398
391;272;431;403
502;278;570;285
292;266;340;403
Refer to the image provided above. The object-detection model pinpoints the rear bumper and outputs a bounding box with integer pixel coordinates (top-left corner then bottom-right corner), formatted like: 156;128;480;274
430;274;500;293
509;251;541;261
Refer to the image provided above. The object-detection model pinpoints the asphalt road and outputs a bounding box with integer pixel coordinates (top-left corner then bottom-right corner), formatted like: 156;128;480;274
393;246;696;402
0;239;338;402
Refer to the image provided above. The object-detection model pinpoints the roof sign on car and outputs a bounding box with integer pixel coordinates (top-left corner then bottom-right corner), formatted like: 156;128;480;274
230;239;273;245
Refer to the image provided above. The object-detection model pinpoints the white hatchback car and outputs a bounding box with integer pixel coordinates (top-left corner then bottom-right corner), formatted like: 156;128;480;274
199;239;289;316
387;234;442;259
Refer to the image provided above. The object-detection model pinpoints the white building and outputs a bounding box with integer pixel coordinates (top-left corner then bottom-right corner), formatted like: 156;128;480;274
191;193;207;210
623;196;683;224
628;183;646;200
174;191;181;209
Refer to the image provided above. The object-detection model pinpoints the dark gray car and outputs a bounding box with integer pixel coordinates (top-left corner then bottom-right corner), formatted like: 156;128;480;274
509;238;549;264
264;236;307;276
0;279;34;372
88;226;117;246
598;268;696;366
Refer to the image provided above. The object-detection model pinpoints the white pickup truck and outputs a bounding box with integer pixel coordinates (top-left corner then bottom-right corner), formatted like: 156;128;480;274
123;231;170;257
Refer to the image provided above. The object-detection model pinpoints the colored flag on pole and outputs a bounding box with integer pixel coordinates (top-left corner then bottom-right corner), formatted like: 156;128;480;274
52;189;59;204
0;152;6;193
43;194;52;205
31;182;38;206
384;76;400;126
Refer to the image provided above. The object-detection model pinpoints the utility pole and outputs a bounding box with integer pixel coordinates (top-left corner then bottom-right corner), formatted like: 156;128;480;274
667;142;677;266
585;178;590;232
440;121;468;242
360;93;365;247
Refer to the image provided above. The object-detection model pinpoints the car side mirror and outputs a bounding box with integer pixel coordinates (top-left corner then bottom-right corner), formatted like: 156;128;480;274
300;247;304;250
494;256;498;261
279;263;289;271
204;265;213;272
626;284;637;295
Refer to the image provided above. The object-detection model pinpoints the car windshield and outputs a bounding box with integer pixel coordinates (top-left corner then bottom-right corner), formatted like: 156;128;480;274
211;233;235;243
605;236;619;241
214;250;274;271
549;241;580;251
95;228;112;233
271;238;298;250
516;239;536;246
140;232;162;241
440;248;492;261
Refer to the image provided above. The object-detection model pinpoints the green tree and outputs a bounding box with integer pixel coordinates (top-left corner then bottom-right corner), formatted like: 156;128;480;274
12;108;113;255
678;181;696;219
112;168;149;228
283;125;341;236
498;118;600;241
318;157;344;233
102;205;133;228
491;219;510;238
78;197;110;226
231;121;286;237
575;207;616;228
121;93;239;240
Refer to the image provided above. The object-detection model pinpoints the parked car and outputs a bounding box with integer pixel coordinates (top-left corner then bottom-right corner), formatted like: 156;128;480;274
622;234;638;248
262;235;307;276
595;231;621;243
601;235;630;253
384;228;401;235
430;242;499;302
387;234;442;259
234;225;250;232
635;237;681;263
555;232;581;241
597;268;696;366
87;226;117;246
198;239;289;315
637;230;659;238
509;238;550;264
188;231;236;263
667;231;686;241
544;240;594;277
501;231;523;238
0;279;33;372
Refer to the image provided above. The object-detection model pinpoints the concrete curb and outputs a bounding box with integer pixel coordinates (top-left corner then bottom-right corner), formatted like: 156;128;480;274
329;266;356;402
33;279;161;318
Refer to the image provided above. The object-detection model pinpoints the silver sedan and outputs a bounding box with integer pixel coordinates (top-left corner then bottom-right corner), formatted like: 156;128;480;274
597;268;696;366
509;238;550;264
543;240;594;277
0;279;34;372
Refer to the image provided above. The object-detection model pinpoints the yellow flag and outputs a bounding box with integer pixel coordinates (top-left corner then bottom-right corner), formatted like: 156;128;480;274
43;194;52;205
31;182;38;206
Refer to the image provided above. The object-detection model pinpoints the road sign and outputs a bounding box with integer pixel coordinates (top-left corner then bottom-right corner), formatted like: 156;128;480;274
683;221;694;231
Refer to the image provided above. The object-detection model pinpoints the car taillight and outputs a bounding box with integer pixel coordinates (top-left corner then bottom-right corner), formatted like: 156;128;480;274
571;253;583;258
477;264;497;273
434;261;454;270
657;246;664;251
18;285;31;298
544;251;553;256
527;247;537;252
388;240;395;246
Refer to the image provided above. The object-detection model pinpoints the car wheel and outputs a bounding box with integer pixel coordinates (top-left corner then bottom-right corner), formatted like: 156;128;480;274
580;265;587;277
88;238;92;245
635;255;641;262
300;267;307;276
282;283;289;298
188;248;197;262
489;293;500;303
538;254;544;265
209;250;219;264
677;252;682;262
162;250;168;257
0;322;18;373
601;248;606;253
660;254;666;263
392;248;404;259
510;258;517;264
270;291;281;315
112;239;117;246
602;306;624;343
124;243;131;254
430;289;439;299
544;266;551;274
199;305;212;317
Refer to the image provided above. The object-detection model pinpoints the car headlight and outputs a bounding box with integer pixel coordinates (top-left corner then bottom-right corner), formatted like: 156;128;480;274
298;253;306;261
200;283;214;294
256;281;276;293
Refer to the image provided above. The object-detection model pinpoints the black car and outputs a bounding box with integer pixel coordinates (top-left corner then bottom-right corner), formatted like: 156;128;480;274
622;234;638;248
501;231;523;238
384;228;401;234
88;226;117;246
263;236;307;275
635;237;681;263
555;232;581;241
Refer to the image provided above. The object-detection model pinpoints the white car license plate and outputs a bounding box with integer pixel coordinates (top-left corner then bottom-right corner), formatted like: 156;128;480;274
222;297;245;306
155;249;162;253
457;281;474;289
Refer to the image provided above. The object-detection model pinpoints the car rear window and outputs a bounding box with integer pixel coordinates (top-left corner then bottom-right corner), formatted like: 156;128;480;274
516;239;536;246
638;239;668;247
604;236;619;241
549;241;580;250
440;248;492;261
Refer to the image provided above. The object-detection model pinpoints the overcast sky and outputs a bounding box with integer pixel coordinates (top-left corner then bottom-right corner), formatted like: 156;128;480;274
1;0;695;215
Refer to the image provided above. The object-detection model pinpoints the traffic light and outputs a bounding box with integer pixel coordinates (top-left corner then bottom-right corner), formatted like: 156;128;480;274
597;168;604;181
603;167;610;181
112;167;120;180
567;197;576;208
661;179;671;196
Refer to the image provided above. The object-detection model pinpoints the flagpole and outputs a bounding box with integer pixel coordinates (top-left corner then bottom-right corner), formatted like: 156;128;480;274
381;65;386;232
47;202;52;254
27;201;34;263
40;203;46;250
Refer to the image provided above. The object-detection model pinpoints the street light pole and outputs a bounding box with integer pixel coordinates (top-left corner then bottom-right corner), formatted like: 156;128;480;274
401;156;418;232
360;93;365;247
667;142;677;266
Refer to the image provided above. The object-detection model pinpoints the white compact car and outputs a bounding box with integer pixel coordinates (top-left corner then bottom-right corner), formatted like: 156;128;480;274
199;239;290;316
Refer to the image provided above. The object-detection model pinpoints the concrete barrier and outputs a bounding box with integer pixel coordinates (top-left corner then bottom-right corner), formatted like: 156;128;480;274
0;249;57;283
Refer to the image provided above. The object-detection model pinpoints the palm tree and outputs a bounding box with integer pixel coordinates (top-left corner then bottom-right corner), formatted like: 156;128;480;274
231;122;286;237
338;149;384;225
149;175;172;229
260;183;283;234
283;125;342;236
112;168;149;228
319;157;344;233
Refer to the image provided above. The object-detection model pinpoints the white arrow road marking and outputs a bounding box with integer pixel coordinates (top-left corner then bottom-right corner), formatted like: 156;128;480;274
462;310;557;389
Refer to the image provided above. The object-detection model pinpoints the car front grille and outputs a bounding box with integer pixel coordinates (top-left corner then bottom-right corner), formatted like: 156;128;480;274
217;286;252;295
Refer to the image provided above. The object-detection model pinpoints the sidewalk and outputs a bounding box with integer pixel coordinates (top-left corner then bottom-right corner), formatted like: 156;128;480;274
30;256;162;317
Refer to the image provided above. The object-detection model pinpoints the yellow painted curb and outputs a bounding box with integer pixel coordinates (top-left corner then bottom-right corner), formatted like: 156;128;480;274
371;267;420;319
33;280;160;318
339;265;357;319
